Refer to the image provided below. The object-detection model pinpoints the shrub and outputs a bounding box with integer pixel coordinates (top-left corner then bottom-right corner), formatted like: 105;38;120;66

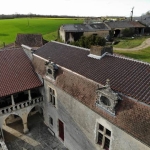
122;28;134;37
71;35;106;48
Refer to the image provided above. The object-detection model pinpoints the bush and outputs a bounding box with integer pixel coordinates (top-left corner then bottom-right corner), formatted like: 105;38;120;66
122;28;134;37
70;35;106;48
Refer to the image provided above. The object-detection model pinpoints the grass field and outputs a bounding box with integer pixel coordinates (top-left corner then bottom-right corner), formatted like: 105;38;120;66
0;18;83;45
114;47;150;63
114;36;150;48
0;18;150;63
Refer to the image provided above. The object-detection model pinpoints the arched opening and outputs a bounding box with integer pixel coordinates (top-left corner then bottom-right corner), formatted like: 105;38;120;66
27;105;43;131
100;96;111;106
3;114;23;142
114;29;120;37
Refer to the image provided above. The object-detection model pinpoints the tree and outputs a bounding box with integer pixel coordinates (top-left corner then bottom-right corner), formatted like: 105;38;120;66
71;35;106;48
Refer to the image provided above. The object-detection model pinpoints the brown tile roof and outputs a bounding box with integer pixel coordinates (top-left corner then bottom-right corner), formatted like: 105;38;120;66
15;33;44;47
0;48;43;97
35;41;150;105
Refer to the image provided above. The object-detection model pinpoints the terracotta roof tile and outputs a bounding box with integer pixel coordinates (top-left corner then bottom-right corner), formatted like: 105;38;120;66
0;48;43;97
35;41;150;105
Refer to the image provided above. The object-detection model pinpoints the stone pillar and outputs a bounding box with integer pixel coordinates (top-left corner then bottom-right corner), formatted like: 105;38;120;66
28;90;32;100
23;123;29;134
22;113;29;134
0;127;4;141
11;95;15;105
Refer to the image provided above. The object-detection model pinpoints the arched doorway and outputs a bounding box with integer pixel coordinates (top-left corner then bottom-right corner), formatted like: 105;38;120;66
114;29;120;37
3;114;23;142
27;105;43;131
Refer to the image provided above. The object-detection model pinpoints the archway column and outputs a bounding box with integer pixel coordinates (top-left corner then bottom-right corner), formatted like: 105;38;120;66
22;113;29;134
11;95;15;105
28;90;32;100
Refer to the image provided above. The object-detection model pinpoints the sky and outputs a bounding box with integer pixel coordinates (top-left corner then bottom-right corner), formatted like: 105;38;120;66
0;0;150;17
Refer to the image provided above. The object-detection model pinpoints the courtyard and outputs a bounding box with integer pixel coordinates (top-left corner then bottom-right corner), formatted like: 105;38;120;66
3;113;67;150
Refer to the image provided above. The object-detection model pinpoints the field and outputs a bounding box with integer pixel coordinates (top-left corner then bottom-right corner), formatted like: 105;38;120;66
0;18;83;45
114;47;150;63
113;36;150;48
0;18;150;63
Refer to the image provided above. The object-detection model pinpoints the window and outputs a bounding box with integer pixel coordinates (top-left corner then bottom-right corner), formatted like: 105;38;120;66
49;116;53;126
100;96;111;106
49;87;55;106
97;123;111;150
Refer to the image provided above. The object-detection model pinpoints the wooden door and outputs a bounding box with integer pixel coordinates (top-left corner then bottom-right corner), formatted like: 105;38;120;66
58;119;64;141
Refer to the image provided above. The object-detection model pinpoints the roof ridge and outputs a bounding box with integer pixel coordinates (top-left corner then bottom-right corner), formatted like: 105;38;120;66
107;53;150;66
51;41;90;51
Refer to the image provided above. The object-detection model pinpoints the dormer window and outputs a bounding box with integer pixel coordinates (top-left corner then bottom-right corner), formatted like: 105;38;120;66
96;79;122;115
100;96;111;106
45;58;58;79
48;69;52;75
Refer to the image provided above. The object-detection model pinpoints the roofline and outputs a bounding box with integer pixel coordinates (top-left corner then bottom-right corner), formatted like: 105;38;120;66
51;41;90;51
110;53;150;66
0;85;43;98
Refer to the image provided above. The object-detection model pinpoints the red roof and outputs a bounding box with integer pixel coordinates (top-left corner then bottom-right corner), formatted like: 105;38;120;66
0;48;43;97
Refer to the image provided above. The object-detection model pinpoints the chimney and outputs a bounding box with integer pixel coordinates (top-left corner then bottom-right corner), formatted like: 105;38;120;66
90;45;113;57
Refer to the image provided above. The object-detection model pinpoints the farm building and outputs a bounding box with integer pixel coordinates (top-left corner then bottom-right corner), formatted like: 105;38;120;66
59;21;145;43
105;20;145;37
0;41;150;150
59;23;110;43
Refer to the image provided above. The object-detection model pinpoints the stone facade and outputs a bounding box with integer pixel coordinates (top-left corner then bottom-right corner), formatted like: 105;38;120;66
34;61;149;150
43;74;149;150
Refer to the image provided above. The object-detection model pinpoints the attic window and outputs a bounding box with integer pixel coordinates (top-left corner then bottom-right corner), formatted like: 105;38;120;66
48;69;52;74
45;59;58;80
100;96;111;106
96;79;122;115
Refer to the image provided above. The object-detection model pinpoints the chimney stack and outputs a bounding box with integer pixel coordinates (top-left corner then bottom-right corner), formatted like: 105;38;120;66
90;45;113;56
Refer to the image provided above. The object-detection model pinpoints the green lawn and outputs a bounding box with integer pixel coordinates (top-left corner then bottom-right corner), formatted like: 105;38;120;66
114;36;150;49
114;47;150;63
0;18;83;44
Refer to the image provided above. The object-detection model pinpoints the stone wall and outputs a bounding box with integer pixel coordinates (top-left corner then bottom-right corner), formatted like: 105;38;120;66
43;77;149;150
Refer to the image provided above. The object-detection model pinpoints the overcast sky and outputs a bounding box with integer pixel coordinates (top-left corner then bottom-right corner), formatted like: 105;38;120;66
0;0;149;17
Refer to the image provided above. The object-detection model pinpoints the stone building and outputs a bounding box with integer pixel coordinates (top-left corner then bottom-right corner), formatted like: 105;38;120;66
59;21;145;43
105;21;145;37
59;23;110;43
0;41;150;150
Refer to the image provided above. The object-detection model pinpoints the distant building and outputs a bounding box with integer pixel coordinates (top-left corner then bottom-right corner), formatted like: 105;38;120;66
59;21;145;42
59;23;110;43
105;21;145;37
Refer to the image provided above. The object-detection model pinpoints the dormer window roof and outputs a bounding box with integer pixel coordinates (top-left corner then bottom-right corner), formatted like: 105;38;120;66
96;79;122;115
45;58;58;80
